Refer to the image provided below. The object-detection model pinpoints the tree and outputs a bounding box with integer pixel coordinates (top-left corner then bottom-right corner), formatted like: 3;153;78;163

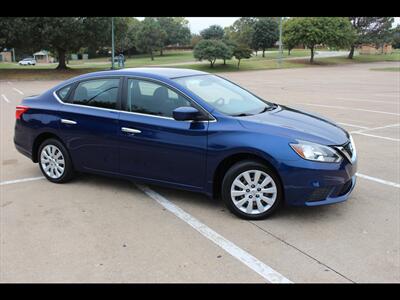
0;17;110;69
348;17;394;58
155;17;191;55
224;17;258;54
135;17;166;60
200;25;225;40
283;17;355;63
114;17;140;55
233;44;252;68
252;18;279;57
191;34;202;48
193;39;231;67
392;25;400;49
282;18;298;55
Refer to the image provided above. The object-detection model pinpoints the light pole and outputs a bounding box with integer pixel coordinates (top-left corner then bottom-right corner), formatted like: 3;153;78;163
278;17;283;66
111;17;115;69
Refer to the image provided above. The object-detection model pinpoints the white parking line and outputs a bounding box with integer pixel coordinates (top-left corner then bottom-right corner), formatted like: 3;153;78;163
337;122;369;130
336;97;396;104
352;131;400;142
12;87;24;95
352;123;400;133
302;103;400;116
0;176;45;186
7;81;12;85
356;173;400;188
1;94;10;103
135;183;292;283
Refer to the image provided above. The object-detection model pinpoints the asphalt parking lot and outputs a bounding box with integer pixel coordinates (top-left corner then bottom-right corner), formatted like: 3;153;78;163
1;61;399;283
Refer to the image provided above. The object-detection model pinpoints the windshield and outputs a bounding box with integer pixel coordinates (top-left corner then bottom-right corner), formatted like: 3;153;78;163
173;75;274;116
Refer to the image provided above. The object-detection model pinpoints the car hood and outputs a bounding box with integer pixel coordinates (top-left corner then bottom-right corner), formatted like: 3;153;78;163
237;105;349;146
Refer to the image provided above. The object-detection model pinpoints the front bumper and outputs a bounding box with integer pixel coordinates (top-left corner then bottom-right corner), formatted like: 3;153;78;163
279;157;357;207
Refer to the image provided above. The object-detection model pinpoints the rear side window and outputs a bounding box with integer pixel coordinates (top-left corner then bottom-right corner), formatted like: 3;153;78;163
56;85;72;101
71;78;120;109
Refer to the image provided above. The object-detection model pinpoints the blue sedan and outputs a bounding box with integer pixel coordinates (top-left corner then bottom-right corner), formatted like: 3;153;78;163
14;68;357;219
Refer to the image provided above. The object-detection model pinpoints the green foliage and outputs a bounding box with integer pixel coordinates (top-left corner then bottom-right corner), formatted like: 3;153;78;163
349;17;394;46
224;17;258;49
283;17;355;63
252;18;279;56
0;17;110;69
191;34;202;48
392;25;400;49
135;18;166;60
156;17;191;47
114;17;141;53
200;25;225;40
193;39;231;67
232;44;252;68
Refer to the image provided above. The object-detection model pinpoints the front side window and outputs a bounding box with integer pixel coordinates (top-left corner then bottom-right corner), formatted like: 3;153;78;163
173;75;273;116
126;79;192;118
71;78;120;109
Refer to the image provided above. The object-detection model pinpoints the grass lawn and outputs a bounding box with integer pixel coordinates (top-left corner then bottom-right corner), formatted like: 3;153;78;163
369;67;400;72
1;49;399;80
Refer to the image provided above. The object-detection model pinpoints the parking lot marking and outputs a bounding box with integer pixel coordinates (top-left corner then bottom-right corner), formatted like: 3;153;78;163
352;123;400;134
356;173;400;188
0;176;45;186
336;97;396;104
302;103;400;116
1;94;10;103
135;183;293;283
352;131;400;142
7;81;12;85
337;122;369;130
12;88;24;95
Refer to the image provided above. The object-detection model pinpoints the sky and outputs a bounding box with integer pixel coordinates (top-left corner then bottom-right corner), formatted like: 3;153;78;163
138;17;400;34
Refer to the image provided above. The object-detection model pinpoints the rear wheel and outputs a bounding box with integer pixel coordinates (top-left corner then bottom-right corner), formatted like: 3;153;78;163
38;138;74;183
221;160;282;220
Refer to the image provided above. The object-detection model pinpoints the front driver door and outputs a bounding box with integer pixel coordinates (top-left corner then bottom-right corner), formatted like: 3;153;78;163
118;78;209;190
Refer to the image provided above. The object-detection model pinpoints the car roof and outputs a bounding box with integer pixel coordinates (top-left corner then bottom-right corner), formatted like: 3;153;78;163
74;67;208;81
50;68;210;92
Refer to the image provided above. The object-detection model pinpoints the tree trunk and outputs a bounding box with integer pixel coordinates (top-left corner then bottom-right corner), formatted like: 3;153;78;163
262;49;265;57
348;45;355;59
150;50;154;61
160;48;163;56
56;49;68;70
310;46;314;63
288;48;291;56
237;59;241;69
223;58;226;65
255;50;257;56
210;58;216;68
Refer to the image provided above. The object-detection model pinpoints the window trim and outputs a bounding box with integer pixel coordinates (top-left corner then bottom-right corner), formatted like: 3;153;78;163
122;76;216;121
67;77;123;111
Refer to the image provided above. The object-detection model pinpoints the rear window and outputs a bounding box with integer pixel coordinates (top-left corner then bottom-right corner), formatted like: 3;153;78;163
56;85;72;101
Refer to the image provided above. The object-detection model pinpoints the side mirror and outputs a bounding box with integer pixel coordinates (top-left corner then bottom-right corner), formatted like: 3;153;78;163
173;106;202;121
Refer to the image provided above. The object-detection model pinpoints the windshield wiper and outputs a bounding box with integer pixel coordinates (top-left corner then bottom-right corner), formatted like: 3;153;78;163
258;104;278;114
231;113;253;117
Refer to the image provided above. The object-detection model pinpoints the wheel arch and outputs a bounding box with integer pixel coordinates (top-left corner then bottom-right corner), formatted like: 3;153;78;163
212;151;283;199
32;132;65;163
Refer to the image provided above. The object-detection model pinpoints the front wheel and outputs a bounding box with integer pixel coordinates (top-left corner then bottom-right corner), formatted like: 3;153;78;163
38;138;75;183
221;160;282;220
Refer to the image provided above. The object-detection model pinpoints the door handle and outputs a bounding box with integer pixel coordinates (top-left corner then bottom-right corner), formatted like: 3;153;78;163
121;127;141;134
61;119;77;125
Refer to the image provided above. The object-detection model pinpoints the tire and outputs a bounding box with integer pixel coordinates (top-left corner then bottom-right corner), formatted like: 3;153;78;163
38;138;75;183
221;160;283;220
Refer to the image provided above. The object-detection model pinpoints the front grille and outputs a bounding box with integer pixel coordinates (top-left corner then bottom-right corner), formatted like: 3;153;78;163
307;187;332;202
337;180;353;196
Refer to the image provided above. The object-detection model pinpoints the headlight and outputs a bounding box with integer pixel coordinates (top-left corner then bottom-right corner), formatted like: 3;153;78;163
290;140;343;163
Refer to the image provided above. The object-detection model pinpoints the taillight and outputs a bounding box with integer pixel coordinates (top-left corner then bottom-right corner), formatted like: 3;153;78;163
16;105;30;120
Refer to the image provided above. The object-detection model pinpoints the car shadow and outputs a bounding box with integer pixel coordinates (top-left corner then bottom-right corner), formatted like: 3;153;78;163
71;172;350;223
